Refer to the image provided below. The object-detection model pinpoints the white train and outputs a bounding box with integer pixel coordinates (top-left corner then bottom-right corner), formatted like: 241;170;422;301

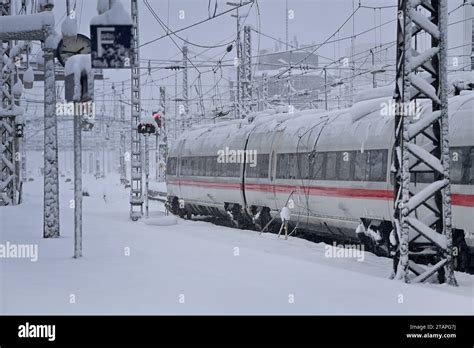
166;93;474;272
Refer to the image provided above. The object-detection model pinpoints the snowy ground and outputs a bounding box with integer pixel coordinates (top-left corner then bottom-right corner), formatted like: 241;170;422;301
0;170;473;315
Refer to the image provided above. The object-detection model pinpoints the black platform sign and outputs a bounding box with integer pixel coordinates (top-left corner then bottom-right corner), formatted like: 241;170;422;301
90;25;133;69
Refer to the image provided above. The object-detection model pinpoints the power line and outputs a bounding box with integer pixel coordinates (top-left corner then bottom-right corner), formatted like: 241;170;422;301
139;1;254;48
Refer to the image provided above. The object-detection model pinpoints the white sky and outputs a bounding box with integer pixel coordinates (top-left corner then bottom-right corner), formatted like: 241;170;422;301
18;0;473;118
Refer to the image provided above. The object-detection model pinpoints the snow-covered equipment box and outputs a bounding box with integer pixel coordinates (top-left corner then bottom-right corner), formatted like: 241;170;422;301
90;1;133;69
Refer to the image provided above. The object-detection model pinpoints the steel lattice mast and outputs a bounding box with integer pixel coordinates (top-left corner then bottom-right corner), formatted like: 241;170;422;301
130;0;143;221
182;45;189;129
1;2;59;237
159;86;167;182
235;14;241;119
262;72;268;110
0;0;16;206
393;0;456;285
242;25;252;117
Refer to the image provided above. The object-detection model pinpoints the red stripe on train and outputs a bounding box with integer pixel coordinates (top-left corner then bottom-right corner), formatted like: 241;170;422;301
167;179;474;207
452;194;474;207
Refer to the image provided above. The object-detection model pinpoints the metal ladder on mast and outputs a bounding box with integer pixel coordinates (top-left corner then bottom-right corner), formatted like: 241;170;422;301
130;0;143;221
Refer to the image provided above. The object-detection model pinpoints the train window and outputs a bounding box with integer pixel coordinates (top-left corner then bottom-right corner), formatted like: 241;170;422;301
469;147;474;185
166;157;177;176
354;151;368;181
461;148;471;185
311;152;325;180
202;157;207;176
297;153;310;179
235;162;242;177
216;160;222;177
198;157;203;176
191;158;197;176
276;154;289;179
258;154;269;178
222;162;229;177
181;158;187;176
245;159;256;178
450;148;463;184
325;152;337;180
246;154;269;178
212;157;217;176
205;157;212;176
186;158;192;176
368;150;387;181
337;151;352;181
225;162;238;177
200;157;206;176
195;157;200;176
288;153;298;179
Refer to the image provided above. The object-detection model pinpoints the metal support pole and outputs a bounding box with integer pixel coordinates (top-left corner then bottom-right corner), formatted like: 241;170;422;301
73;105;82;258
229;80;235;117
285;0;289;51
0;0;16;207
159;86;167;182
155;132;159;180
393;0;456;285
371;49;376;88
43;46;60;237
262;73;268;110
242;25;252;118
120;131;126;184
144;134;149;218
130;0;143;221
324;68;328;111
174;69;178;138
236;12;241;119
182;45;189;129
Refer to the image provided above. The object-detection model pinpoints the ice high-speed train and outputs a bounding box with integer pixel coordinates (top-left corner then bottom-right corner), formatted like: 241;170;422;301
165;93;474;271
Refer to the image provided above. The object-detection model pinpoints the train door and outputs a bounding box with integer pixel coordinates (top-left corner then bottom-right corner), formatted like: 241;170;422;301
270;129;285;212
175;138;186;199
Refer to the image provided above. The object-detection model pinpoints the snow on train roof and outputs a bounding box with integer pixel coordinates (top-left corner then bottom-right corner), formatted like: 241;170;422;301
173;92;474;155
448;92;474;146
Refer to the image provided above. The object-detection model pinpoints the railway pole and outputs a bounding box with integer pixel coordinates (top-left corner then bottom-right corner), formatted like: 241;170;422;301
371;49;376;88
174;69;178;138
144;133;149;218
73;98;82;258
120;131;126;184
0;0;16;207
155;131;159;180
130;0;144;221
242;25;252;118
158;86;167;183
262;73;268;110
0;4;60;236
323;68;328;111
393;0;456;285
235;11;241;119
182;45;189;129
228;3;249;118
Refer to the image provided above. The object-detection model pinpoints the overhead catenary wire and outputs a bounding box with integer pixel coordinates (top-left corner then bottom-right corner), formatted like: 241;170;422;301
139;0;254;48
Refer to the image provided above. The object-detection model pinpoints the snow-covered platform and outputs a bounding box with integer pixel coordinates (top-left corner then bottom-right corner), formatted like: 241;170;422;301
0;172;472;315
